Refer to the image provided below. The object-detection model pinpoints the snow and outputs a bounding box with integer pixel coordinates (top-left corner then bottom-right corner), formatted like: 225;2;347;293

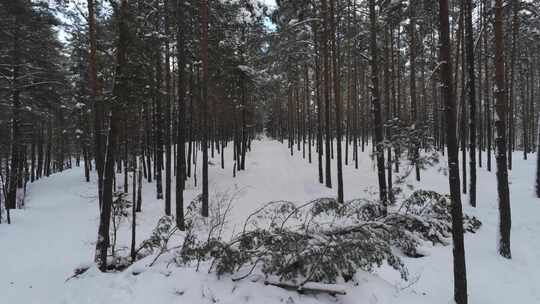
0;169;97;304
1;137;539;303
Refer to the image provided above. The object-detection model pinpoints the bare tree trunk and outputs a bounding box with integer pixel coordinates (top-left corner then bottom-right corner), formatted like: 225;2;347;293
368;0;387;206
187;70;194;178
130;156;137;261
30;132;35;183
314;30;324;184
484;0;492;172
200;0;209;217
306;64;312;164
164;0;172;216
7;20;20;212
409;0;420;182
508;0;520;169
37;122;44;179
321;0;332;189
493;0;512;259
438;0;468;302
154;27;164;201
330;0;343;203
88;0;104;209
464;0;476;207
95;0;128;271
383;27;394;202
175;0;186;230
457;10;467;195
137;154;142;212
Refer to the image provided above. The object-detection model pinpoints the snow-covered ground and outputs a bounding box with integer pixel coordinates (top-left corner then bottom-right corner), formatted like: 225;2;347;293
1;138;539;303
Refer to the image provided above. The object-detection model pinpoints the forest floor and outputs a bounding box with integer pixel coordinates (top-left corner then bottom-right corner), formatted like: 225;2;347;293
1;137;539;304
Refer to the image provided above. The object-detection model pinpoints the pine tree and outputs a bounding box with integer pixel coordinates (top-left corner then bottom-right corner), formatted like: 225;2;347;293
438;0;468;302
464;0;476;206
368;0;387;206
493;0;512;259
87;0;105;209
321;0;332;189
200;0;210;218
329;0;344;203
95;0;129;271
175;0;186;230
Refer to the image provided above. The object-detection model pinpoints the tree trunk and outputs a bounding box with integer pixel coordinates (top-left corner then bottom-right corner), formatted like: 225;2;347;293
330;0;344;204
95;0;128;271
88;0;104;209
508;0;520;169
464;0;476;207
438;0;468;302
368;0;387;206
200;0;209;217
321;0;332;189
484;1;492;172
493;0;512;259
315;31;324;184
383;27;393;202
7;22;21;211
130;156;137;261
409;1;420;182
176;0;186;230
164;0;172;216
536;116;540;198
154;30;164;201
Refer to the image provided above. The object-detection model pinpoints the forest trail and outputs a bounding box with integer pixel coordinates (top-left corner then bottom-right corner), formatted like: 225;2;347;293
1;138;540;303
0;168;98;304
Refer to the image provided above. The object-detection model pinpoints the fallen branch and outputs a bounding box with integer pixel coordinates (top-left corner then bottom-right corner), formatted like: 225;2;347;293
65;264;91;282
264;278;347;295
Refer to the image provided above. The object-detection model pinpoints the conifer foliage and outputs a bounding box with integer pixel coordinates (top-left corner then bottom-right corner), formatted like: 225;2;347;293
138;190;480;284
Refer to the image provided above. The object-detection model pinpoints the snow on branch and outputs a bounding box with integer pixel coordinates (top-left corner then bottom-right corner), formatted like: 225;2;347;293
134;190;481;289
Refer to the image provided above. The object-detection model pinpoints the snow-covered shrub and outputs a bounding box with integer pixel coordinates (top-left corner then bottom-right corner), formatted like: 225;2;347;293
110;192;132;257
136;215;176;260
131;191;235;269
175;192;235;269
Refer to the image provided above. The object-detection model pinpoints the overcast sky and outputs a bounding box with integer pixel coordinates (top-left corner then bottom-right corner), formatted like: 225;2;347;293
260;0;277;10
55;0;279;42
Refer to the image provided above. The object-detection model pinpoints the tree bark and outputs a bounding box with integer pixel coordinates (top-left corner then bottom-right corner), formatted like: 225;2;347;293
95;0;128;271
314;30;324;184
88;0;104;209
164;0;172;216
409;0;420;182
438;0;468;302
200;0;209;217
536;116;540;198
7;19;21;211
464;0;476;207
321;0;332;189
493;0;512;259
175;0;187;230
330;0;344;204
368;0;387;206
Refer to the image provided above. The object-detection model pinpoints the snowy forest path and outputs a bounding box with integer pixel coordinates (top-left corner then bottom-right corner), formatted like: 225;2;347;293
0;168;98;304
